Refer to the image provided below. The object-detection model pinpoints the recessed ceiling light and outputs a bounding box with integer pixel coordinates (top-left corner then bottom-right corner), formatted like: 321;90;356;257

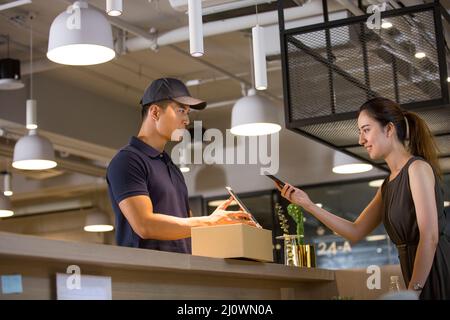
381;20;392;29
415;51;426;59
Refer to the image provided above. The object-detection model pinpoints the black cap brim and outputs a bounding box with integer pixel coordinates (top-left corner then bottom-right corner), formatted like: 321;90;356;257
173;96;207;110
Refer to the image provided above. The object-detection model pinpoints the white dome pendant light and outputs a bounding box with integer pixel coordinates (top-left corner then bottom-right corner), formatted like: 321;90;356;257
188;0;204;57
84;210;114;232
13;20;57;171
332;151;373;174
84;183;114;232
230;89;281;136
13;130;57;170
47;0;115;65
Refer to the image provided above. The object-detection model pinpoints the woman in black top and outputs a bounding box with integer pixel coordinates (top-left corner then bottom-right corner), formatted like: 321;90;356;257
278;97;449;299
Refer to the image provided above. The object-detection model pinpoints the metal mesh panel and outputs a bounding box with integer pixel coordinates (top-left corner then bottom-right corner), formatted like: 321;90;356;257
439;157;450;173
346;146;385;164
435;135;450;155
301;119;358;147
367;10;441;104
302;109;449;151
286;7;441;123
287;32;332;121
281;3;450;172
415;107;450;135
347;137;449;172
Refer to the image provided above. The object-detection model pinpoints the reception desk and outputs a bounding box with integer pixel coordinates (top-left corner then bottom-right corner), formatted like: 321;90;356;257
0;232;403;300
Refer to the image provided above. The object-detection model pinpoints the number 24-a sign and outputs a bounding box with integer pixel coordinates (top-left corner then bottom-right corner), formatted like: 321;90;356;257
317;241;352;256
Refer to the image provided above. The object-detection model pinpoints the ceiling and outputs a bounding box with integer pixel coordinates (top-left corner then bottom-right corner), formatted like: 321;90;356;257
0;0;286;109
0;0;448;217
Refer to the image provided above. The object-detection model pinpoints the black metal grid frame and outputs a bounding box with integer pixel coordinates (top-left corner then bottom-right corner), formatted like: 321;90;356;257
277;1;450;173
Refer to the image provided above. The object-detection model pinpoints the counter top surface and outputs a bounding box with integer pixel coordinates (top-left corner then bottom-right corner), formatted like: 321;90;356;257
0;232;334;282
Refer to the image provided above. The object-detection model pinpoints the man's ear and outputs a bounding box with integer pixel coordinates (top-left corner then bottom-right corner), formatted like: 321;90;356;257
149;104;160;121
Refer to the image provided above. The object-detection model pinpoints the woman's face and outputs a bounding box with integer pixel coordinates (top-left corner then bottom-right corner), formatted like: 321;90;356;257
357;110;391;160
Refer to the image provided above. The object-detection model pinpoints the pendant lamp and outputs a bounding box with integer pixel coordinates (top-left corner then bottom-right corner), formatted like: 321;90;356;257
230;89;281;136
13;130;57;170
0;35;24;90
84;209;114;232
47;0;115;65
332;151;373;174
13;17;57;171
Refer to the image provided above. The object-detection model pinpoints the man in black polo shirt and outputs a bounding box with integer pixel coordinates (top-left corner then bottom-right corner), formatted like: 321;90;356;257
107;78;255;254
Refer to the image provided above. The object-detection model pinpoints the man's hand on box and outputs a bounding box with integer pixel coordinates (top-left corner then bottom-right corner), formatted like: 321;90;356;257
208;197;257;227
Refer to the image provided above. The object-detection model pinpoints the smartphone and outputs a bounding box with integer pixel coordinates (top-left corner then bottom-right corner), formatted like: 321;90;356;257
265;174;286;188
225;186;262;228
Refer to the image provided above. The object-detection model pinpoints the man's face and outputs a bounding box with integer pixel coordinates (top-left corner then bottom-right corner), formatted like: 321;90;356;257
155;101;190;141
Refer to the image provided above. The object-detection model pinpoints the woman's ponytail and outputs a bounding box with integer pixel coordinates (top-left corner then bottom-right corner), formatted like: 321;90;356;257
405;111;441;179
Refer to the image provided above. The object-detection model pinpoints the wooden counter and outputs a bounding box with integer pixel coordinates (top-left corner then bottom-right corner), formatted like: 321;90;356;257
0;232;402;300
0;232;337;299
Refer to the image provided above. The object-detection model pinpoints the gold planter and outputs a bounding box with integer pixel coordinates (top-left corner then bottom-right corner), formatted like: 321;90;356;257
276;235;316;267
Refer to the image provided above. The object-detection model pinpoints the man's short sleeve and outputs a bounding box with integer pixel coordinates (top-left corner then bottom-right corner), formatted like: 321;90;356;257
107;150;149;204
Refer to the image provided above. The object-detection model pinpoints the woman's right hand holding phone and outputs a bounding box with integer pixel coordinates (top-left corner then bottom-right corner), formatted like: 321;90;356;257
277;183;314;209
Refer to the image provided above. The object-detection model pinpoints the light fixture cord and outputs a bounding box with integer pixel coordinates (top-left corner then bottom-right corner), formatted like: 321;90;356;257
7;34;10;58
29;16;33;100
255;0;259;26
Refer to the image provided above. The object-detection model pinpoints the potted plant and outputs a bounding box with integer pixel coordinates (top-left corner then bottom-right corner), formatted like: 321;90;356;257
275;203;316;267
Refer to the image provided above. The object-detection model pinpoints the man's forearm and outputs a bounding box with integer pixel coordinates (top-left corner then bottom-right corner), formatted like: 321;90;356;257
140;213;210;240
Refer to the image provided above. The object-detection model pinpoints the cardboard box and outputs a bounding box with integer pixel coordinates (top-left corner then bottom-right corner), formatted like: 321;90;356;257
191;224;273;262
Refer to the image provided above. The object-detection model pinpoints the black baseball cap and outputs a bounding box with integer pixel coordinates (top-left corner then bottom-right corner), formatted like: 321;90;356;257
140;78;207;110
